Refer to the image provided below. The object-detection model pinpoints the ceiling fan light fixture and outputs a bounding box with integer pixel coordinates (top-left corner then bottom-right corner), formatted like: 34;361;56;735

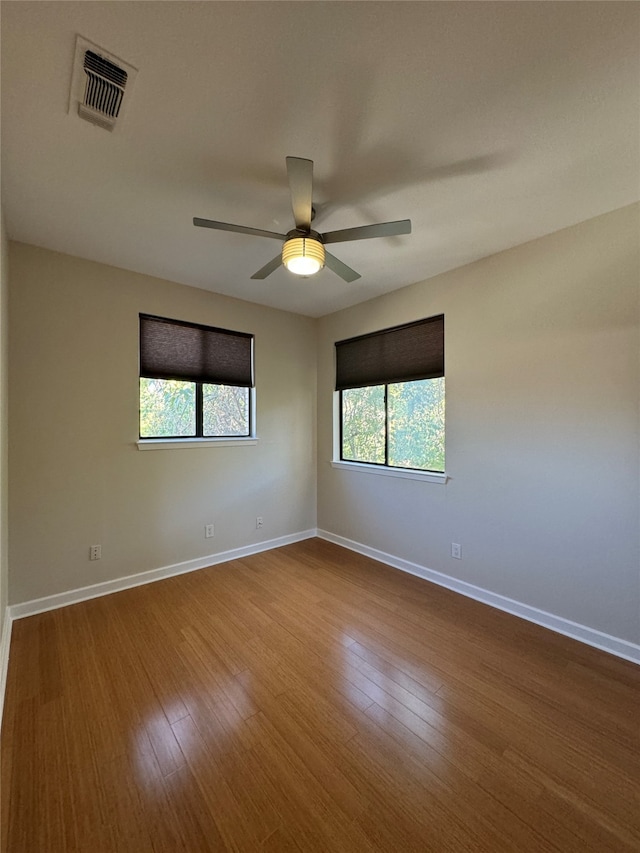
193;156;410;282
282;236;325;276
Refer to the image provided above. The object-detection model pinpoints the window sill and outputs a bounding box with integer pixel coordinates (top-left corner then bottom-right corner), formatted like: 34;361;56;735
137;437;258;451
330;460;447;484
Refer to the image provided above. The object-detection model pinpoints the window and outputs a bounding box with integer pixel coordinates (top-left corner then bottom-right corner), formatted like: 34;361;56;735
139;314;254;439
336;315;444;473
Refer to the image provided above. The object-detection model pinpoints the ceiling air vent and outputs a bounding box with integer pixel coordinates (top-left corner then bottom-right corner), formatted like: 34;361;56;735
69;36;138;132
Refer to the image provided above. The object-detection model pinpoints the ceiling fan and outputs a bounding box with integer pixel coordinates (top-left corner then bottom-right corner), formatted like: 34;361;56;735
193;156;411;282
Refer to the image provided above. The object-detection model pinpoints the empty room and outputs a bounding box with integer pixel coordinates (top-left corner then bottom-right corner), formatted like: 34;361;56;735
1;2;639;851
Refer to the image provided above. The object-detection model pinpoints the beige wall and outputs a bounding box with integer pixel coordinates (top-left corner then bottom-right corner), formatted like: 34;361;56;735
317;204;640;644
0;212;8;633
9;244;317;603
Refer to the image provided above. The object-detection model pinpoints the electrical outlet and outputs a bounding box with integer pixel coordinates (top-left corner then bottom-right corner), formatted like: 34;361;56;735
451;542;462;560
256;516;263;529
90;544;101;561
205;524;214;539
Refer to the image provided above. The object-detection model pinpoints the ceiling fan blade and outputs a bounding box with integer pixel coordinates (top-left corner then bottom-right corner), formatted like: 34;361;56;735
324;251;361;283
322;219;412;245
250;254;283;280
286;157;313;231
193;217;286;241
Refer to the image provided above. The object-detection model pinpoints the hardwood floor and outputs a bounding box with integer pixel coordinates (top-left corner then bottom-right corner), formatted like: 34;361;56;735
2;538;639;852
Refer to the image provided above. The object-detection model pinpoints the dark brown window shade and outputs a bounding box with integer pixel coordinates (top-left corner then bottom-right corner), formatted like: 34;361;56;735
335;314;444;391
140;315;254;387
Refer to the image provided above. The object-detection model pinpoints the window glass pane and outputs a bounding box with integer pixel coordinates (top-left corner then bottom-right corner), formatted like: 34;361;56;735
388;378;445;472
140;378;196;437
342;385;385;464
203;384;250;436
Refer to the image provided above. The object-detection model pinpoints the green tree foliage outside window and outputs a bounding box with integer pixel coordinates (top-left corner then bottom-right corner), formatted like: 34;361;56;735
342;378;445;472
341;384;386;464
203;383;249;436
140;378;249;438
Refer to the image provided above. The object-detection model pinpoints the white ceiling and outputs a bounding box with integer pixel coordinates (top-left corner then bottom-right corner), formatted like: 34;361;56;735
2;2;639;318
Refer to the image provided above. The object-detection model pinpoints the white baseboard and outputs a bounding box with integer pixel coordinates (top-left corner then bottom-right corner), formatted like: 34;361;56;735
6;528;638;669
317;529;640;666
0;609;13;732
8;529;317;621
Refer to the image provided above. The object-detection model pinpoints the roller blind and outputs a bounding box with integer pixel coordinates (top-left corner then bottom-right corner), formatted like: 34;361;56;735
335;314;444;391
140;314;254;387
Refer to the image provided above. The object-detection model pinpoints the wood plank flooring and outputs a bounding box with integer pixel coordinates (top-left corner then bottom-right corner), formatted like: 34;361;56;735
2;538;639;852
